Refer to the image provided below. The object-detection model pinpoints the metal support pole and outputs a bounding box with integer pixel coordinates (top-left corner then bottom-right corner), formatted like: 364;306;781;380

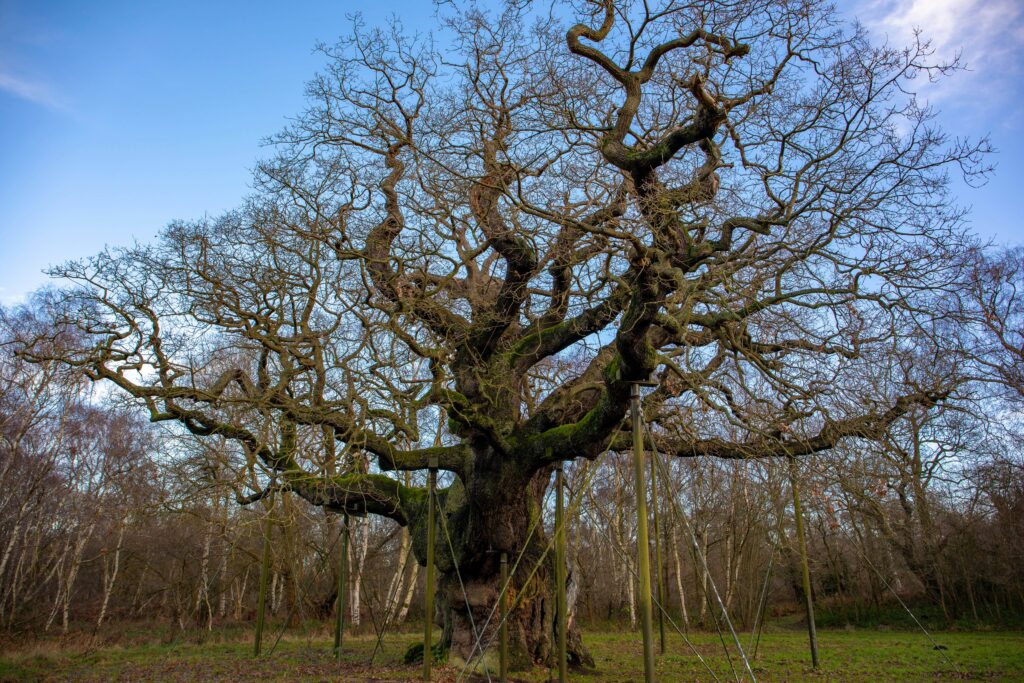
334;514;349;659
253;493;274;658
631;383;656;683
499;552;509;683
789;456;819;669
555;465;568;683
423;458;438;681
650;448;666;655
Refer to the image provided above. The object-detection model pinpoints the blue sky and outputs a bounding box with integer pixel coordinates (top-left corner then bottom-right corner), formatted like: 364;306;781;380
1;0;1022;305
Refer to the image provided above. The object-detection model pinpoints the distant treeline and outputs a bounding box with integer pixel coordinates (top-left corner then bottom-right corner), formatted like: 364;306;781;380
2;296;1022;638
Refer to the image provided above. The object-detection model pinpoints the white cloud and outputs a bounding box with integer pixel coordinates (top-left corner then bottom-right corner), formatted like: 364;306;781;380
0;69;65;110
856;0;1024;123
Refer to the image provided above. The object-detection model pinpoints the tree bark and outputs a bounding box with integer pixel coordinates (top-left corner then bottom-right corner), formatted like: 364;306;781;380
414;463;594;674
349;516;369;627
789;457;819;669
95;519;127;632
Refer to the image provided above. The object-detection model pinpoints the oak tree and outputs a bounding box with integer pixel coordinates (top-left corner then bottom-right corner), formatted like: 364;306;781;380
27;0;987;670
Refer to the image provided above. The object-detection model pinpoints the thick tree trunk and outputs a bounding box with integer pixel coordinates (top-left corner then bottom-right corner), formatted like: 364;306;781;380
436;538;594;673
411;462;594;674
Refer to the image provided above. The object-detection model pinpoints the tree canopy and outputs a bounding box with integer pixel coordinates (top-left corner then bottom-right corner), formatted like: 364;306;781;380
22;0;991;668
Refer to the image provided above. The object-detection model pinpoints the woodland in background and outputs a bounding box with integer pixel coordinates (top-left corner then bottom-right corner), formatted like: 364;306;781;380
2;252;1023;640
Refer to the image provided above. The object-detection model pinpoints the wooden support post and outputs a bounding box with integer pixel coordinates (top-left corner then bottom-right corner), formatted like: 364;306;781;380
555;465;568;683
789;457;819;669
631;383;657;683
499;552;509;683
253;491;274;658
334;514;349;659
650;449;666;655
423;458;438;681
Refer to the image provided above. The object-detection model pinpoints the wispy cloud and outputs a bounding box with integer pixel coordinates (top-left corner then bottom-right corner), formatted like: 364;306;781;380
0;69;65;110
0;286;27;307
856;0;1024;125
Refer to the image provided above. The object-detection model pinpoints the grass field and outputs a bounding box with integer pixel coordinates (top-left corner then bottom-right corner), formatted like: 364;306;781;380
1;625;1022;682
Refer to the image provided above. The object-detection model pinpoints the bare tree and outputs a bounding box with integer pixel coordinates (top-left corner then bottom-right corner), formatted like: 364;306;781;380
966;247;1024;400
24;0;988;670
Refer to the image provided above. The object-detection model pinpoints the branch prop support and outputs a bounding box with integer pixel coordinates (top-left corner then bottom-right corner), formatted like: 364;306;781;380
422;456;438;681
555;464;568;683
334;514;350;659
630;382;657;683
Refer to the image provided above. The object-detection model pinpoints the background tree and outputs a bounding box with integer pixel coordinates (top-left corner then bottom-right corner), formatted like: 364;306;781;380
966;247;1024;401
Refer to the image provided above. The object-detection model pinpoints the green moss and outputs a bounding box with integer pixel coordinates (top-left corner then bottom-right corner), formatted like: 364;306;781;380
506;320;570;364
532;422;575;445
402;641;447;665
446;416;466;437
524;388;618;460
398;484;428;509
440;478;466;513
602;353;623;383
448;648;500;675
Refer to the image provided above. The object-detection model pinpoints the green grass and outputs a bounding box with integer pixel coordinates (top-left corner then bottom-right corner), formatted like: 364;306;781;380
1;625;1022;682
814;600;1024;631
581;630;1024;682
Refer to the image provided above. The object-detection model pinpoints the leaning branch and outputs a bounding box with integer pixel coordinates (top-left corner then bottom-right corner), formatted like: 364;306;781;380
658;390;949;460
